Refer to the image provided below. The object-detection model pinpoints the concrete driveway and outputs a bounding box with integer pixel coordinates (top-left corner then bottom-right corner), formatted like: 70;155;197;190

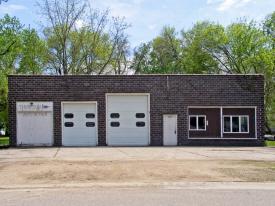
1;146;275;161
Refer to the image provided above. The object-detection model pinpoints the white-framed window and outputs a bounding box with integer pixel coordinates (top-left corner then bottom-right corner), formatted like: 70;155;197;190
223;116;249;133
189;115;206;130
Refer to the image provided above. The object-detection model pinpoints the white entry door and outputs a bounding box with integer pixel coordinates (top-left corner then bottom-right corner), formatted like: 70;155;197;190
163;114;177;146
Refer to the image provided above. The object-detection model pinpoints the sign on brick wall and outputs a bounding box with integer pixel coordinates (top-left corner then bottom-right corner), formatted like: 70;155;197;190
17;102;53;112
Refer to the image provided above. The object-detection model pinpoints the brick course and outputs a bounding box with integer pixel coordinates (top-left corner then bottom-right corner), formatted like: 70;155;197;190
8;74;265;147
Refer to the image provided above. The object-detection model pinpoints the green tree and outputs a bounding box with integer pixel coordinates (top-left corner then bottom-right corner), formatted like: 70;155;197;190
0;14;23;74
79;14;131;75
38;0;131;75
37;0;87;74
263;11;275;49
131;42;152;74
132;26;183;74
181;21;224;74
18;27;47;74
0;14;46;75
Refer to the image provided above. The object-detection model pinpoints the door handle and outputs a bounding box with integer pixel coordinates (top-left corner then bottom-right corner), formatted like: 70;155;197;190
174;130;176;134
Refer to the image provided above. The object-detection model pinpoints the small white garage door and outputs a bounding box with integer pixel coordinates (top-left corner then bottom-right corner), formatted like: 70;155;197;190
17;102;53;146
107;94;149;146
62;102;97;146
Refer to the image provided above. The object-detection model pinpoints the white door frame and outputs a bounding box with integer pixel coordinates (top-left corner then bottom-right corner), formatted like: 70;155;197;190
163;114;178;146
105;93;150;145
61;101;98;146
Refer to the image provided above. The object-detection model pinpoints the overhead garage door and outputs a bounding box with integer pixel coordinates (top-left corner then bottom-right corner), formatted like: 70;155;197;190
17;102;53;146
107;94;149;146
62;102;97;146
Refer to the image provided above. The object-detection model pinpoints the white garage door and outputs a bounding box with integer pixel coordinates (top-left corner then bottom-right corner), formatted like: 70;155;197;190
63;103;97;146
107;95;149;146
17;102;53;146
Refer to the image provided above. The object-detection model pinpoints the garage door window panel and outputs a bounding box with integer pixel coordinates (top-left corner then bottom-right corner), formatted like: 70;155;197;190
136;113;145;118
189;116;206;131
110;113;120;118
136;121;145;127
111;122;120;127
86;122;95;127
86;113;95;118
64;122;74;127
64;113;74;118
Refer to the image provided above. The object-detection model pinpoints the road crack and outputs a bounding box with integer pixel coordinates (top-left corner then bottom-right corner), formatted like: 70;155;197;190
114;148;133;157
54;147;60;158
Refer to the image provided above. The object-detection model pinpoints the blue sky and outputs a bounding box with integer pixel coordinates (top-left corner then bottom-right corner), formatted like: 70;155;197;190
1;0;275;48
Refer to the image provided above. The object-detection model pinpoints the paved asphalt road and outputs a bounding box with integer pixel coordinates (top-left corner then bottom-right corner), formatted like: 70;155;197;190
1;187;275;206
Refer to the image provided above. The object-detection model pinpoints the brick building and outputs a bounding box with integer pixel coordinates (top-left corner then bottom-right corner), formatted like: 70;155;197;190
8;74;265;147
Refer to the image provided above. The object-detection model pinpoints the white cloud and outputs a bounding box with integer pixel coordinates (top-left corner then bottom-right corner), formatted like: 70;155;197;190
211;0;252;11
148;24;156;30
0;5;27;13
235;0;252;8
163;5;167;8
216;0;238;11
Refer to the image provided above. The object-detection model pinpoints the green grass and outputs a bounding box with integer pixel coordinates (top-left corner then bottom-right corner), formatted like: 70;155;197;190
266;140;275;146
0;137;9;147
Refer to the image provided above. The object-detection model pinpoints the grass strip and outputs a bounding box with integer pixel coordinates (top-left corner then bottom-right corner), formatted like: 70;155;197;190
0;137;9;147
266;140;275;146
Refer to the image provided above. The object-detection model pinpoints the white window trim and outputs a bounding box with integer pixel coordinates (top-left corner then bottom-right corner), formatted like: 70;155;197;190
189;115;206;131
223;115;249;134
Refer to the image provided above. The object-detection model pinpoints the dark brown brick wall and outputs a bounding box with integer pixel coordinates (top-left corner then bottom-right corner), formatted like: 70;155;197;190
8;74;265;147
